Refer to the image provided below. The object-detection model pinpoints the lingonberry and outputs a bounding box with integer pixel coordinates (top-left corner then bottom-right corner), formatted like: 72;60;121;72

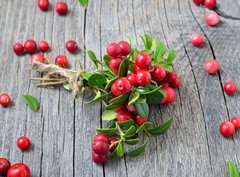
38;0;49;11
109;58;122;71
92;152;107;164
24;40;37;54
126;73;138;86
111;82;121;96
115;104;125;112
0;94;11;107
135;52;152;69
115;77;132;94
193;0;204;5
66;40;78;53
231;117;240;129
219;121;235;137
38;41;49;52
136;70;151;86
161;87;176;104
55;55;68;68
109;138;118;152
165;71;178;83
169;77;181;89
55;2;68;15
93;134;109;143
13;43;24;55
224;81;237;95
126;103;136;113
191;34;204;47
106;43;121;57
92;140;109;155
117;109;132;122
206;12;220;26
17;136;31;151
134;115;148;126
118;41;131;56
133;64;146;73
30;53;45;63
151;66;167;81
7;163;30;177
204;59;219;74
158;81;170;88
0;158;11;175
204;0;216;9
113;69;119;76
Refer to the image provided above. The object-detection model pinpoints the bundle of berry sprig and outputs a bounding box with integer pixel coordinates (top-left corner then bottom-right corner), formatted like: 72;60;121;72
30;34;181;164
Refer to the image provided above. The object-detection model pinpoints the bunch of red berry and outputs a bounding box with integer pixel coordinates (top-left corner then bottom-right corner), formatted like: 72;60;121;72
38;0;68;15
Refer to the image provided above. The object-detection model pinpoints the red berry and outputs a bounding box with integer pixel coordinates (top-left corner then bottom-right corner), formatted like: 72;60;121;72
24;40;37;54
30;53;45;63
117;109;132;122
193;0;204;5
0;94;11;107
0;158;11;175
106;43;121;57
66;40;78;53
38;41;49;52
7;163;30;177
126;73;138;86
55;1;68;15
115;104;125;112
136;70;151;86
133;64;146;73
92;152;107;164
55;55;68;68
109;138;118;152
111;82;121;96
206;12;220;26
109;58;122;71
204;59;219;74
113;69;119;76
17;136;31;151
38;0;49;11
115;77;132;94
169;77;181;89
204;0;216;9
231;117;240;129
126;103;136;113
191;34;204;47
165;71;178;83
135;52;152;69
92;140;109;155
151;66;167;81
161;87;176;104
134;115;148;126
224;81;237;95
118;41;131;56
219;121;235;137
158;81;170;88
13;43;24;55
93;134;109;143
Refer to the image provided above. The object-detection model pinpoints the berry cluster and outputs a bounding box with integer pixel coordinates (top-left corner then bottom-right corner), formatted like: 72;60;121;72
220;117;240;137
38;0;68;15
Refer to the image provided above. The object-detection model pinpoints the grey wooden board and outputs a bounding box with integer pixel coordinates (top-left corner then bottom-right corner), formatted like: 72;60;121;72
1;0;240;176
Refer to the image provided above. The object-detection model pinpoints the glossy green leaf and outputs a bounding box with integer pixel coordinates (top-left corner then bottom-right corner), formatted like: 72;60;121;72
101;109;117;121
128;92;140;105
117;119;134;127
105;77;118;90
148;118;172;135
116;142;125;157
63;83;71;91
103;55;111;66
85;92;111;104
140;34;153;50
134;95;146;104
134;102;149;118
136;86;149;93
78;0;88;8
88;73;107;88
23;95;40;111
228;160;240;177
161;64;173;72
118;59;129;77
156;42;166;60
125;138;139;145
167;49;177;63
82;72;93;80
96;128;118;136
137;85;162;95
124;126;136;137
136;122;153;133
146;85;165;104
109;93;129;105
87;50;99;69
128;139;149;157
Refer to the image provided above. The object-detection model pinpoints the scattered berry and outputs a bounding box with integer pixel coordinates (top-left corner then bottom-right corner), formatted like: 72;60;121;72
93;134;109;143
7;163;30;177
92;152;107;164
92;140;109;155
219;121;235;137
109;58;122;71
109;138;118;152
151;66;167;81
136;70;151;86
0;94;11;107
117;109;132;122
127;73;138;86
106;43;121;57
38;0;49;11
206;12;220;26
204;0;216;9
134;115;148;125
115;77;132;94
204;59;219;74
24;40;37;54
191;34;204;47
193;0;204;5
17;136;31;151
118;41;131;56
30;53;45;63
0;158;11;175
38;41;49;52
66;40;78;53
55;2;68;15
13;43;24;55
135;52;152;69
230;117;240;129
161;87;176;104
224;81;237;95
55;55;68;68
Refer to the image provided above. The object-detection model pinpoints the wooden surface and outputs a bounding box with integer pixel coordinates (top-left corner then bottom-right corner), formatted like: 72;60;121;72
1;0;240;176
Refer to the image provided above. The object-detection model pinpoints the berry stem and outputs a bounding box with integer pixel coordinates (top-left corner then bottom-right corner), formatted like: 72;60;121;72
150;80;158;87
115;122;125;139
144;129;151;138
35;80;67;87
30;77;63;81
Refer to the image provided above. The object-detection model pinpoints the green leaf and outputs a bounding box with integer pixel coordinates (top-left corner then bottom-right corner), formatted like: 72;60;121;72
136;86;149;93
109;93;129;105
140;34;153;50
88;73;107;88
105;77;118;90
136;122;153;133
131;48;139;61
156;42;166;61
124;126;136;137
128;92;140;105
146;85;165;104
117;119;134;127
118;59;129;77
125;138;139;145
103;55;111;66
166;49;177;63
134;95;146;104
116;142;125;157
87;50;99;69
161;64;173;72
96;128;118;136
148;118;172;135
228;160;240;177
85;92;111;104
82;72;93;80
63;83;71;91
102;109;117;121
78;0;88;8
128;139;149;157
23;95;40;111
134;102;149;118
76;58;83;70
136;85;162;95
